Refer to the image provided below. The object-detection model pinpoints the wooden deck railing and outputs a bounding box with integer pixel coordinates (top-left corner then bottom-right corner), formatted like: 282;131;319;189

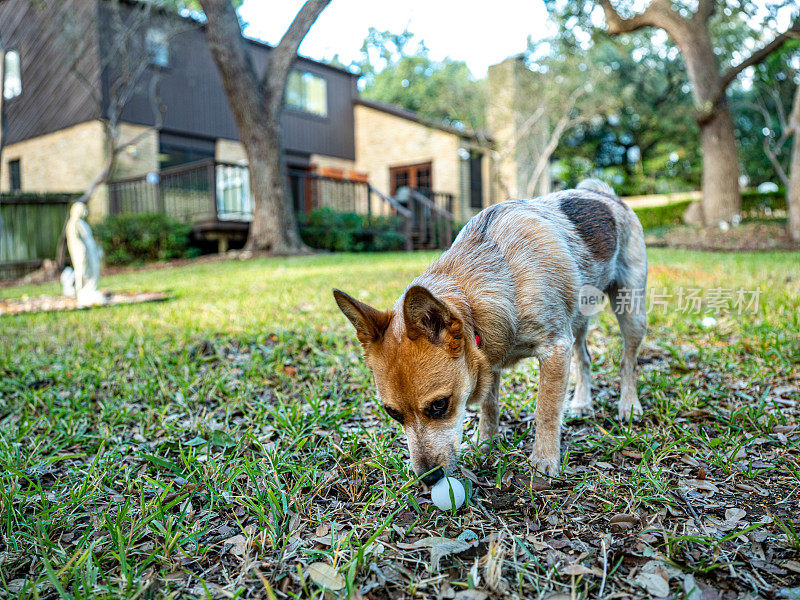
108;164;455;251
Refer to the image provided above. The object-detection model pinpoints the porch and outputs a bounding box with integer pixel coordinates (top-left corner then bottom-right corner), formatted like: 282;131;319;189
107;159;456;252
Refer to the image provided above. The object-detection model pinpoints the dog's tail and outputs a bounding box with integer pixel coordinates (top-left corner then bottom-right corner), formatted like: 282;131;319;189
577;178;616;197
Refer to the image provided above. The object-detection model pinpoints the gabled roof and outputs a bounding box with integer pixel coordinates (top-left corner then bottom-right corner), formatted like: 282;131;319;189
354;98;492;145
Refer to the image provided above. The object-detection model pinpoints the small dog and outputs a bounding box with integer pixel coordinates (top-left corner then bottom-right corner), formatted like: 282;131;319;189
334;180;647;485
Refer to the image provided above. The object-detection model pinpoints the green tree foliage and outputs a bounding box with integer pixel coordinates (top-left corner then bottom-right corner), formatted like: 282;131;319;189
554;32;702;195
354;29;487;132
732;40;800;187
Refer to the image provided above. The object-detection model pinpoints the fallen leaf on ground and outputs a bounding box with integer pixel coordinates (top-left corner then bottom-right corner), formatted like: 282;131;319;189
609;513;637;532
415;530;479;570
308;562;345;591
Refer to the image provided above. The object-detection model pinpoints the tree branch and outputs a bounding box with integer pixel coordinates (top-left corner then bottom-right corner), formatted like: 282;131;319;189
199;0;265;133
692;0;716;24
262;0;331;115
719;21;800;96
696;19;800;125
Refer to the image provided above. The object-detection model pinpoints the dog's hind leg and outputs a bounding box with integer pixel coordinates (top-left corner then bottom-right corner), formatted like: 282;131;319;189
608;257;647;420
568;321;593;417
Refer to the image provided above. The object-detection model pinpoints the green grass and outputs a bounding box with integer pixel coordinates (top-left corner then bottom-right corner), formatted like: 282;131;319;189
1;249;800;599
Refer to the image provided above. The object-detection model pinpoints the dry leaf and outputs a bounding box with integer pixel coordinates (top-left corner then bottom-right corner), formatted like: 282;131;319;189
223;534;248;557
416;530;479;570
307;562;345;591
454;591;489;600
562;562;601;576
634;572;669;596
609;513;637;532
684;479;719;493
724;508;746;523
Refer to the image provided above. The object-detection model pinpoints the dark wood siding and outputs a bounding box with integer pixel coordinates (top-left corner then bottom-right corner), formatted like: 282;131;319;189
0;0;102;145
101;3;357;161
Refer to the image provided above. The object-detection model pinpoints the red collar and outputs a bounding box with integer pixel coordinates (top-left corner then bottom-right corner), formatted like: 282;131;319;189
475;332;482;348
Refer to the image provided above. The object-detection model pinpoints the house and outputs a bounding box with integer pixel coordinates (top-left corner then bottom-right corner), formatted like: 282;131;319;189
0;0;495;252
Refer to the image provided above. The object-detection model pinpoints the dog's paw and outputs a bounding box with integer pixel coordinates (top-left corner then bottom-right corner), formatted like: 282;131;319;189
617;398;643;421
529;449;561;477
567;401;594;419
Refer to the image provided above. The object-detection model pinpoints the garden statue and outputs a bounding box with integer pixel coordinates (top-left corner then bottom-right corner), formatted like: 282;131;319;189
64;201;106;307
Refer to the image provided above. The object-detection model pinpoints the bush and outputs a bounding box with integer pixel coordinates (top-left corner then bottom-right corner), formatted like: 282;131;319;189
94;213;198;265
299;208;406;252
742;189;786;215
633;200;693;230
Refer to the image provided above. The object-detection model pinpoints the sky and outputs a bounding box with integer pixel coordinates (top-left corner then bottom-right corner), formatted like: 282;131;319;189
238;0;553;78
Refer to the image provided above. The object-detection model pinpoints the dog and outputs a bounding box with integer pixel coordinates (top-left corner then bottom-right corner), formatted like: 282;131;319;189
333;179;647;486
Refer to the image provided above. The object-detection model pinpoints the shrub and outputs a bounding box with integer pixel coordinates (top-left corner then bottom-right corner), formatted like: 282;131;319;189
633;200;692;230
94;213;198;265
298;207;406;252
742;189;786;215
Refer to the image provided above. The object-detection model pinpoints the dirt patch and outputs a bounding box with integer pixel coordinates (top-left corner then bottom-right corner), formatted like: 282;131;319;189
646;222;800;252
0;290;170;315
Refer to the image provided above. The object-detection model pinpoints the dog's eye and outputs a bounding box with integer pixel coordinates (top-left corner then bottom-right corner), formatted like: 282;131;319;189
427;397;450;419
383;405;404;424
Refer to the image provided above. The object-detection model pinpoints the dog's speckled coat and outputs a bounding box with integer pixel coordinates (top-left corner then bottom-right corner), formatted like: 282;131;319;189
334;180;648;480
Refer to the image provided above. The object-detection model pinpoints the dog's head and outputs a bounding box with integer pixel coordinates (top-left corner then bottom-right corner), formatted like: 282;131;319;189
334;286;489;486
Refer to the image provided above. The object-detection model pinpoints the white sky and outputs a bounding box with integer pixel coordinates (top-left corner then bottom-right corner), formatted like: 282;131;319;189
238;0;553;78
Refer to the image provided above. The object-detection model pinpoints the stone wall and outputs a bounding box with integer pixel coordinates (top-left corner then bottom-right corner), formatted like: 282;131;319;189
487;56;551;200
354;103;461;210
111;124;159;181
216;138;248;165
0;120;108;219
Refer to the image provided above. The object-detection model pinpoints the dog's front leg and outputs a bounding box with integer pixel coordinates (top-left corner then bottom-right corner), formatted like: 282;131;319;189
530;339;572;476
476;372;501;444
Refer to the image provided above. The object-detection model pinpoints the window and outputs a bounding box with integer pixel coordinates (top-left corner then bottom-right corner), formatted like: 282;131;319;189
390;162;432;196
8;159;21;192
3;50;22;100
286;70;327;116
469;151;483;209
146;28;169;67
158;132;214;169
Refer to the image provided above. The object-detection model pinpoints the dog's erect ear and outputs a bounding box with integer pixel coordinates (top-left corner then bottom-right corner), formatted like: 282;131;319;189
403;285;463;355
333;289;393;346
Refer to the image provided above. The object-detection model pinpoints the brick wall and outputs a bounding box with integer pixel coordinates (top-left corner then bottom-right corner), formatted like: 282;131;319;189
216;138;248;165
353;104;495;223
354;104;460;209
0;120;108;219
111;124;158;180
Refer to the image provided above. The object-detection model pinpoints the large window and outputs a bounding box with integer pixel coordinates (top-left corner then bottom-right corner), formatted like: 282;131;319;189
8;159;21;192
286;70;327;117
3;50;22;100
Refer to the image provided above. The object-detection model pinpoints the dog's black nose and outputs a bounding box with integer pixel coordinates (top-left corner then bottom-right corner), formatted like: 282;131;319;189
421;467;444;487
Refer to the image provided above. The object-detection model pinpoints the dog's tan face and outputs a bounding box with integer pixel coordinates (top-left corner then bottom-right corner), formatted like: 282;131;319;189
334;286;479;481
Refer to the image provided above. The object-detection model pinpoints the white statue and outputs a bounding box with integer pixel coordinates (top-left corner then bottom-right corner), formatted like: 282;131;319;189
64;201;106;307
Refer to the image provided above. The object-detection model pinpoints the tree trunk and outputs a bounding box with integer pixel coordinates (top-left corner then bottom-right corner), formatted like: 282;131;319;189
697;105;741;224
245;120;304;253
788;82;800;242
677;25;741;225
199;0;329;254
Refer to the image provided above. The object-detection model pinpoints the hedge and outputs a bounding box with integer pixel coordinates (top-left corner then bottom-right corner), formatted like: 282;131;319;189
632;200;693;230
298;207;406;252
94;213;199;265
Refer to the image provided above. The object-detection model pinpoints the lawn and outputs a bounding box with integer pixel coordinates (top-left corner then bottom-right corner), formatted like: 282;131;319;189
1;249;799;599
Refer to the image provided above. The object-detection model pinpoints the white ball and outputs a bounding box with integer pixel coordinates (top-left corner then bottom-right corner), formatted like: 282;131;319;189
701;316;717;328
430;477;466;511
